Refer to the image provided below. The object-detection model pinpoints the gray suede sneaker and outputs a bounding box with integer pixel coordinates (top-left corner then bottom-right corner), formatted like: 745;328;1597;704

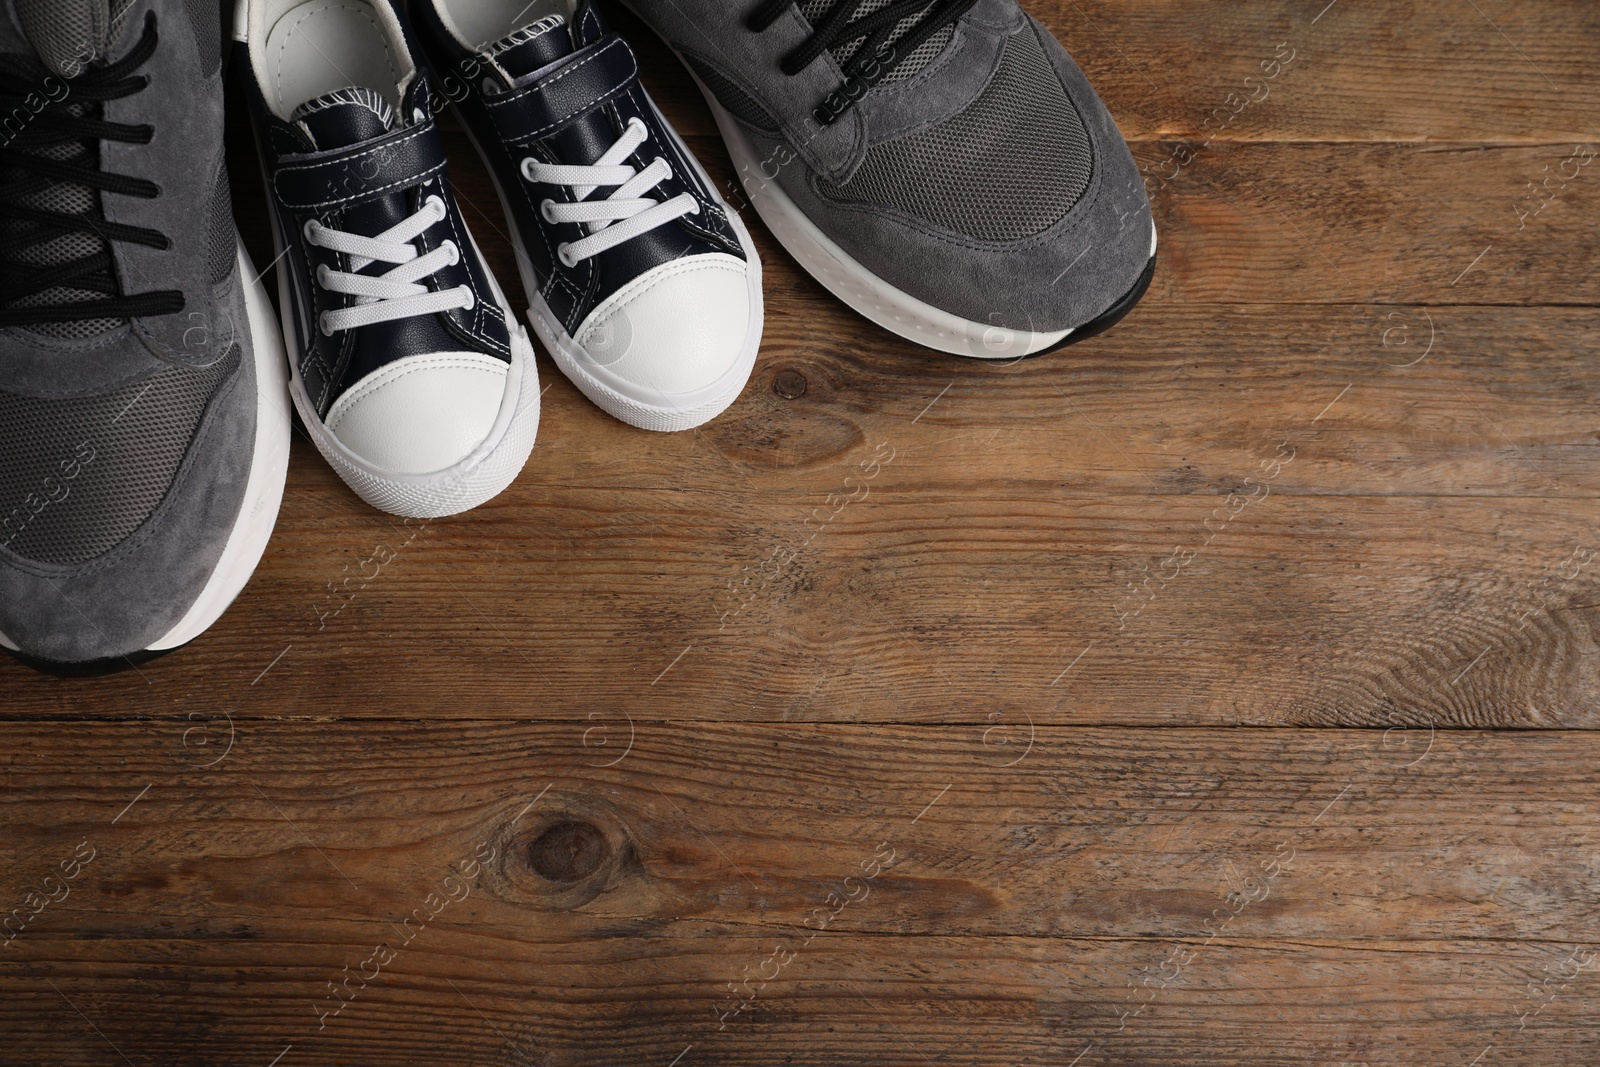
0;0;291;674
620;0;1157;357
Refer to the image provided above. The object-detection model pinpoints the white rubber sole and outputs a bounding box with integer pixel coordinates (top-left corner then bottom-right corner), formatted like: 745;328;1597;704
269;209;541;519
690;73;1157;359
0;241;294;658
459;99;765;433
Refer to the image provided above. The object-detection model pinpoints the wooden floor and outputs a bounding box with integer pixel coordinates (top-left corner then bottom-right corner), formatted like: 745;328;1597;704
5;1;1600;1062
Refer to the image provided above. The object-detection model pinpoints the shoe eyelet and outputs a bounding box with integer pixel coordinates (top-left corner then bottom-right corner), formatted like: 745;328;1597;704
444;240;460;265
539;199;558;223
318;312;334;336
315;263;330;286
459;286;476;311
520;157;538;183
556;243;578;269
426;195;447;219
303;218;320;244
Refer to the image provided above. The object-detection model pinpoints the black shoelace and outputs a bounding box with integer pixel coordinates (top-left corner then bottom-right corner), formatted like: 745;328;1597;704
0;12;183;328
747;0;978;125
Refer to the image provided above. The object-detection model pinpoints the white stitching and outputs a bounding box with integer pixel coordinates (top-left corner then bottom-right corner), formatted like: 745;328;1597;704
485;37;629;111
427;194;511;357
282;124;431;177
281;162;445;210
275;124;442;208
325;355;508;431
576;255;745;345
280;156;438;204
485;38;637;144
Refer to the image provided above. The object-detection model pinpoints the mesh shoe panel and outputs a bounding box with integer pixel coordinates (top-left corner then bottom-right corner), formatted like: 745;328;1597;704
0;346;239;564
12;0;133;76
685;55;779;131
183;0;221;76
816;25;1093;242
798;0;955;83
207;164;235;283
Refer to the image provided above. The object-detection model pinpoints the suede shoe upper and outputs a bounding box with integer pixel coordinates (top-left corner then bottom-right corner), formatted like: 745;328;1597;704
0;0;265;665
627;0;1155;337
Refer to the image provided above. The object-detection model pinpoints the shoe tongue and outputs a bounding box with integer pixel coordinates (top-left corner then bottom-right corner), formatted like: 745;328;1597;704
483;14;572;87
291;87;396;151
12;0;134;77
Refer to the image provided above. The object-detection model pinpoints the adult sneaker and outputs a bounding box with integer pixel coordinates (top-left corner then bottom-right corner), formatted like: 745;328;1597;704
622;0;1157;358
234;0;540;515
0;0;291;674
409;0;764;432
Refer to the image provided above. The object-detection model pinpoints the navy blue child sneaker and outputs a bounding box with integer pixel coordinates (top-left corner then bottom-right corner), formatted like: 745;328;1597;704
234;0;540;516
409;0;764;432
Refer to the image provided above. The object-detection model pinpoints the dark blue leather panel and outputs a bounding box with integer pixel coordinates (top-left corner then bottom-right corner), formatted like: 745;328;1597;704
484;34;640;148
272;120;449;212
410;0;746;336
237;44;514;416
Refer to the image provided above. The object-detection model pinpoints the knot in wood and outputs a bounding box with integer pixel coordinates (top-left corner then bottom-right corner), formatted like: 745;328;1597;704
527;820;610;883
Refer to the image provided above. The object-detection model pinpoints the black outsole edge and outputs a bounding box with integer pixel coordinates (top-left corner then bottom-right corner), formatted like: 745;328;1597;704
1033;249;1157;357
4;643;182;678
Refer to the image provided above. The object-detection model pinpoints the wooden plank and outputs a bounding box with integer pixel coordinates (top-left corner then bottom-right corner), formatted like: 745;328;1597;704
1;723;1596;942
610;0;1600;145
5;935;1598;1066
3;723;1599;1063
4;489;1597;726
1137;140;1599;306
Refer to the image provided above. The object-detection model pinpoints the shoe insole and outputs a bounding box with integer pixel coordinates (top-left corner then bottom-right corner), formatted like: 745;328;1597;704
437;0;569;51
265;0;404;118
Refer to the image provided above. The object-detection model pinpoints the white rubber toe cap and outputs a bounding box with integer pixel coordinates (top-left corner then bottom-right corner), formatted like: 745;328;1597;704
574;254;752;397
325;352;509;475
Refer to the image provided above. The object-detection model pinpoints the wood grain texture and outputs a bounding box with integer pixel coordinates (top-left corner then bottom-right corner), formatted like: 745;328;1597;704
8;937;1600;1066
3;723;1599;1064
2;722;1596;942
4;1;1600;1063
4;488;1599;728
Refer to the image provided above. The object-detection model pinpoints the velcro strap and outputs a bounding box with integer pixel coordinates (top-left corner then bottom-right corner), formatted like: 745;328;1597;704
272;120;447;213
484;33;639;148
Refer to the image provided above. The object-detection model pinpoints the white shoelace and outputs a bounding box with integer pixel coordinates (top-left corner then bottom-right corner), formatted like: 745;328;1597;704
305;195;476;335
521;117;700;268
